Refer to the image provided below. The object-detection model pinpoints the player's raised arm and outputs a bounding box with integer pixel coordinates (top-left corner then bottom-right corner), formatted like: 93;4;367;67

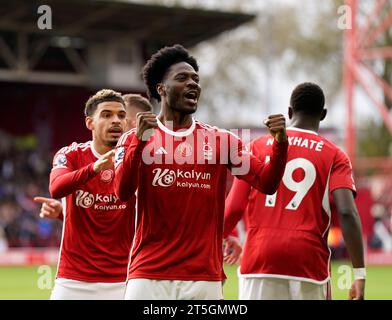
230;114;288;195
50;149;115;199
114;112;157;201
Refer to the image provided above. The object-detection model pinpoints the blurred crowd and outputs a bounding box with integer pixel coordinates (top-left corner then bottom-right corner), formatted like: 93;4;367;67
0;132;62;250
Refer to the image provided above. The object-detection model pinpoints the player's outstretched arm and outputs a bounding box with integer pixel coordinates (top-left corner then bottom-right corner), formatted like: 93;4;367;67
34;197;63;221
114;112;157;201
332;188;365;300
231;114;288;195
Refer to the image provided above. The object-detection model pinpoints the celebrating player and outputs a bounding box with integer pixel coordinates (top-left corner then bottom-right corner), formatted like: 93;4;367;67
34;91;153;299
224;82;365;300
39;89;137;300
114;44;289;300
34;93;152;221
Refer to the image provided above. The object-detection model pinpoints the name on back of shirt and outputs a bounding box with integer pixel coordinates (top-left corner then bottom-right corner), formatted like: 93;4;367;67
266;137;324;152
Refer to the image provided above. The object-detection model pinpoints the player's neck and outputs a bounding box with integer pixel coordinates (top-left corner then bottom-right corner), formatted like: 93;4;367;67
157;109;193;128
92;139;112;156
290;118;319;133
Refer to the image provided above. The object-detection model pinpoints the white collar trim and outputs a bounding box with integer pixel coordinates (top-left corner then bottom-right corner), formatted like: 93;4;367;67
90;142;104;159
157;117;196;137
287;127;319;136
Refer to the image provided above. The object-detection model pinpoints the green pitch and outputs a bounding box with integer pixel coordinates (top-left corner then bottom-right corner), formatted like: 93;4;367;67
0;261;391;300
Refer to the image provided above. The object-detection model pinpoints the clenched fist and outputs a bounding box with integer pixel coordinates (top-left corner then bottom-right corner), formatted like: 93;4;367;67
136;112;158;141
264;114;287;144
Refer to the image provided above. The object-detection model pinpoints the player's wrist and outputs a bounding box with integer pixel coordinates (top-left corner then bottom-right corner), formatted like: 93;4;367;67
274;131;288;144
353;267;366;280
90;162;100;174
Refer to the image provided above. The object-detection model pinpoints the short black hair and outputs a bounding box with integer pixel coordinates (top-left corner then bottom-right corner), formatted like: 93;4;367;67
290;82;325;116
85;89;124;116
142;44;199;101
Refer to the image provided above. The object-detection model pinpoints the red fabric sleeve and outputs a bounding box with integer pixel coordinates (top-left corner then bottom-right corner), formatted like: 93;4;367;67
230;135;288;195
329;148;357;196
224;177;252;238
114;134;147;201
49;163;97;199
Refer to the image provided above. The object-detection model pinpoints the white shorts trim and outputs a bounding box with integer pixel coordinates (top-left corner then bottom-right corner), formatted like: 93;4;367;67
239;277;329;300
238;268;330;285
125;279;223;300
50;278;126;300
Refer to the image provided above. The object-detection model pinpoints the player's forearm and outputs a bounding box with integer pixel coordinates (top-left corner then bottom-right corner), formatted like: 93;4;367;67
242;139;288;194
224;179;250;238
114;136;146;201
224;208;244;238
49;163;96;199
339;209;365;268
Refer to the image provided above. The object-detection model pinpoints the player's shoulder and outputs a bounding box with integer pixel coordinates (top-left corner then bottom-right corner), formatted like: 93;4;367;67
55;141;92;155
251;134;274;147
317;134;344;154
52;141;91;168
316;134;353;164
195;119;240;139
117;128;137;146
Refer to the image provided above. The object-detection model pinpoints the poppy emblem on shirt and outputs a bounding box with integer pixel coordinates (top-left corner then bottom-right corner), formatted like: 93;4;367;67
100;169;114;183
203;142;213;160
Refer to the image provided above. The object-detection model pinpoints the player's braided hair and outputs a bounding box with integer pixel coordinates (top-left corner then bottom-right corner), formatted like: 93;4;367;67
85;89;125;116
290;82;325;116
142;44;199;102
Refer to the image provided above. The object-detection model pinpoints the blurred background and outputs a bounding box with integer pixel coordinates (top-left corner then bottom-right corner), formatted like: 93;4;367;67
0;0;391;299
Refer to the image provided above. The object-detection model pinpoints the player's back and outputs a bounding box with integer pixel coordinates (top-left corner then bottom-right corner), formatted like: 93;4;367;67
241;127;354;283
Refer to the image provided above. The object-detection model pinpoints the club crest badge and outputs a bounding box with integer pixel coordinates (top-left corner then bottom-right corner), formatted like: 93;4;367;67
100;169;114;183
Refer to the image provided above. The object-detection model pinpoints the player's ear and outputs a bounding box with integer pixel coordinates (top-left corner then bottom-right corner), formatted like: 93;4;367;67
85;116;94;131
288;106;293;120
157;83;166;97
320;108;327;121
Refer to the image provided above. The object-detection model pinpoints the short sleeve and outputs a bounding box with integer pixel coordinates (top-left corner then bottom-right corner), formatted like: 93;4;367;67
329;148;356;196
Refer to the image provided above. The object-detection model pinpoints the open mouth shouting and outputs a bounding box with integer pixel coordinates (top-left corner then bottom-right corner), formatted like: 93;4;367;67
184;89;199;106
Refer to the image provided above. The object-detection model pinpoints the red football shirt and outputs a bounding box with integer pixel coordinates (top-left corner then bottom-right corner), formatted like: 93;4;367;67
224;127;356;283
114;118;288;281
50;141;135;283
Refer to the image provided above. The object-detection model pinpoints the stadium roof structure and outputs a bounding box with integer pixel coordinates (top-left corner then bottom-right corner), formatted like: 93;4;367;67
0;0;255;86
0;0;255;50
